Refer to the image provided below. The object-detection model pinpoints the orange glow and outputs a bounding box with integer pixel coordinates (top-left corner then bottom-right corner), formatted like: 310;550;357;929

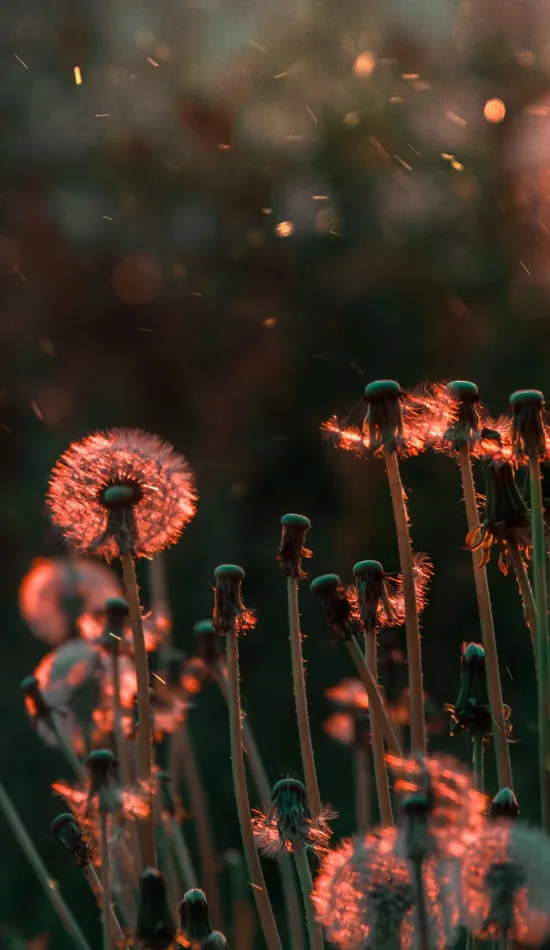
326;679;369;710
484;98;506;124
323;712;356;745
73;66;82;85
275;221;294;237
252;804;334;858
353;52;376;78
47;429;197;560
347;552;432;628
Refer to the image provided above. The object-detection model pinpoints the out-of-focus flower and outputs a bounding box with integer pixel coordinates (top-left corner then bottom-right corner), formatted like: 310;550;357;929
252;778;333;858
490;788;520;822
323;679;370;747
277;513;312;579
460;821;550;944
19;557;123;646
510;390;550;461
47;428;197;560
445;642;512;740
180;889;211;943
466;459;532;573
388;755;487;859
415;381;512;459
50;812;93;869
137;868;177;950
212;565;255;636
310;574;361;641
313;826;458;950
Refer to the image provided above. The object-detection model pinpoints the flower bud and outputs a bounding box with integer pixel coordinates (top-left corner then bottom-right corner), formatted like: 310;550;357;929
277;514;312;579
194;620;221;665
310;574;357;641
490;788;519;822
137;868;176;950
212;565;253;635
51;813;91;868
444;381;480;451
180;888;212;941
510;389;547;460
364;380;404;452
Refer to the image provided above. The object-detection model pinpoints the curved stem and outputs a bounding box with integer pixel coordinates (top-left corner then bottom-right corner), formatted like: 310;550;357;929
292;838;324;950
508;542;536;658
345;638;402;756
214;662;305;950
353;743;370;833
100;813;113;950
83;864;127;947
225;628;282;950
383;450;426;754
287;577;322;817
457;447;513;790
120;553;156;868
529;457;550;831
0;781;93;950
472;734;484;793
366;632;393;826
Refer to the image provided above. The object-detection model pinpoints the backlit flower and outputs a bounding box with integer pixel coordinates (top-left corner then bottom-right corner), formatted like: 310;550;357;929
47;429;197;560
212;565;255;635
416;381;512;460
19;557;122;646
460;821;550;944
277;513;312;579
510;390;550;461
137;868;177;950
466;459;532;573
445;642;512;740
351;555;432;632
252;778;334;858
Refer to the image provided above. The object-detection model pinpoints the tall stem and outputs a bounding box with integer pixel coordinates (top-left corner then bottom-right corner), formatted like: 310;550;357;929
83;864;127;947
100;813;113;950
214;662;305;950
50;712;87;783
529;457;550;830
167;815;198;890
0;781;93;950
366;632;393;826
287;577;322;817
383;450;426;754
353;744;370;833
120;553;157;868
292;838;324;950
225;628;282;950
473;734;484;793
508;542;536;657
345;638;402;756
110;651;130;788
457;447;513;790
411;859;430;950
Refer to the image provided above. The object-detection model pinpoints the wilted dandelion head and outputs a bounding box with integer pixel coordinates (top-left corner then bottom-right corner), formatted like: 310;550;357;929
179;888;211;942
388;754;487;859
350;554;432;631
277;513;312;579
314;826;457;950
193;620;222;666
50;813;92;869
461;821;550;944
253;778;334;858
19;557;123;645
466;459;531;573
490;788;520;822
86;748;120;813
212;565;255;635
137;868;177;950
323;380;428;459
409;381;512;460
510;390;549;461
47;428;197;560
445;642;511;740
310;574;359;641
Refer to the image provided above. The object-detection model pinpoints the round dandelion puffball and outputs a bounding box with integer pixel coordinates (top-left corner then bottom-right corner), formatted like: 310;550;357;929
47;428;197;560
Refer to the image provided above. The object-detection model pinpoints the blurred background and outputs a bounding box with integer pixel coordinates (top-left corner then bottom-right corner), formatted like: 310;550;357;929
1;0;549;943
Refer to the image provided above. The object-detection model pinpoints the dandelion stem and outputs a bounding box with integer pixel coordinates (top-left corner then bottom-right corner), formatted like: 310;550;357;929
345;638;402;756
225;852;256;950
225;627;282;950
353;743;370;833
292;837;324;950
110;651;130;787
214;661;305;950
528;457;550;831
508;542;536;657
366;631;393;826
120;553;157;868
0;781;93;950
82;864;127;947
50;712;87;783
473;734;484;793
457;446;513;790
167;815;198;891
287;577;322;817
99;813;113;950
411;859;430;950
383;449;426;754
174;720;222;928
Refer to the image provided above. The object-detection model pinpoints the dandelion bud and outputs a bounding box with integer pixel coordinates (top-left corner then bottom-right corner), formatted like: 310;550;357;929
310;574;357;641
51;813;91;868
466;459;531;573
86;748;120;813
271;778;310;843
445;643;493;739
353;560;392;631
179;888;212;941
137;868;176;950
510;389;547;460
201;933;229;949
364;379;404;452
212;565;254;635
194;620;221;665
20;675;51;721
277;514;312;579
490;788;519;822
445;381;480;451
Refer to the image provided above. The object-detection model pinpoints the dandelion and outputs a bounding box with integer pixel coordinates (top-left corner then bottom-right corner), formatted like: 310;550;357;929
460;821;550;945
137;868;177;950
86;750;120;950
418;380;511;460
179;889;211;942
466;460;532;572
212;565;255;636
19;557;122;646
200;935;228;949
490;788;520;822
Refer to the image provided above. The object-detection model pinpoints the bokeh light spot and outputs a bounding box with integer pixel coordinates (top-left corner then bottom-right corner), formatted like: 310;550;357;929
275;221;294;237
484;98;506;123
111;254;163;304
353;51;376;77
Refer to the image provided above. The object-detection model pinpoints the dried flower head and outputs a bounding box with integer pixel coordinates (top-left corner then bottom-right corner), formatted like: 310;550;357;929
50;813;92;869
490;788;520;822
86;748;121;814
510;390;549;461
313;826;458;950
212;565;255;635
137;868;177;950
310;574;360;641
179;889;211;942
200;934;228;949
53;776;153;846
351;554;432;631
407;381;512;460
466;459;532;573
445;643;512;740
253;778;334;858
193;620;222;666
388;755;487;859
460;821;550;944
47;429;197;560
19;557;123;646
277;513;312;579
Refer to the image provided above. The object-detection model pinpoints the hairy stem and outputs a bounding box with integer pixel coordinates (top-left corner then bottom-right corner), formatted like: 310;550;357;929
353;743;371;833
287;577;322;817
529;457;550;831
120;553;157;868
384;449;426;754
167;815;198;890
83;864;127;947
508;542;536;658
292;837;324;950
366;631;393;826
0;781;93;950
226;628;282;950
100;813;113;950
345;638;402;756
457;446;513;790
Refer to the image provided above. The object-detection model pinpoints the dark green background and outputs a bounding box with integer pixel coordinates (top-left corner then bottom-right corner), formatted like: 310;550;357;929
0;0;548;943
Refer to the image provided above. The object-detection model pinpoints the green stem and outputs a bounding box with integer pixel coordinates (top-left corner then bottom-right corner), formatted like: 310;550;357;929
226;628;282;950
214;662;305;950
0;781;93;950
458;446;513;790
100;813;113;950
411;859;430;950
120;552;157;868
287;577;322;817
345;638;402;756
83;864;127;947
353;743;370;833
529;457;550;831
473;734;484;793
508;541;536;658
366;632;393;825
292;837;324;950
224;852;256;950
168;815;198;890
